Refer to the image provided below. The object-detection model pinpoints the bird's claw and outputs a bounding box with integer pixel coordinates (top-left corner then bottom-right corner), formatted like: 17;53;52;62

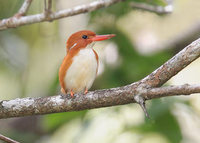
134;94;150;118
84;88;88;95
70;91;74;98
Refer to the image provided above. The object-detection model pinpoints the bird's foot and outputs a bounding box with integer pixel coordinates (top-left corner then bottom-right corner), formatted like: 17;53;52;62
70;91;74;98
84;88;88;95
60;88;75;98
134;94;150;118
61;88;67;96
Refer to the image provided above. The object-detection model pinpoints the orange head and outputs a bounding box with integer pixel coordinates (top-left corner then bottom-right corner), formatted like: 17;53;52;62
66;30;115;52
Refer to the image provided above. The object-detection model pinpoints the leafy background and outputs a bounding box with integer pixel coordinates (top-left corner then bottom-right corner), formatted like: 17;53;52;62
0;0;200;143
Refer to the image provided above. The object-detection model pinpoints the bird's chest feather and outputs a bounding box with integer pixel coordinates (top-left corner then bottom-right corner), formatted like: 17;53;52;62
64;48;98;92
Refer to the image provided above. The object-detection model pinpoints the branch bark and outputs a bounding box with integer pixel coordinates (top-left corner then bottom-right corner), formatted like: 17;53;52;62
1;38;200;119
0;0;123;31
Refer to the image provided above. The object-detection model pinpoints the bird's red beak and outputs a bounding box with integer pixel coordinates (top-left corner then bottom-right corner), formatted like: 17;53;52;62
91;34;116;41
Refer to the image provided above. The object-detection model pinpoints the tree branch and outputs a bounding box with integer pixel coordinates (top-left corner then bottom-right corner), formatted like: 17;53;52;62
143;84;200;99
0;133;19;143
47;0;52;12
15;0;33;17
0;0;123;31
44;0;52;21
130;1;173;14
1;38;200;119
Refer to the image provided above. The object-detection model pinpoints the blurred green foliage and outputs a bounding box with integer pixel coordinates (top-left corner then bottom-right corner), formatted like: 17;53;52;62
131;0;167;6
135;99;182;143
43;111;87;132
0;0;23;18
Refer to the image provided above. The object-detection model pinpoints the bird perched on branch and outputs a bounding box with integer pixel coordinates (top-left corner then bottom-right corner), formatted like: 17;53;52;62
59;30;115;97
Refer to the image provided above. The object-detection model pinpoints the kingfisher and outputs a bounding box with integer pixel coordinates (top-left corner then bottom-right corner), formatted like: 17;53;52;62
59;30;115;97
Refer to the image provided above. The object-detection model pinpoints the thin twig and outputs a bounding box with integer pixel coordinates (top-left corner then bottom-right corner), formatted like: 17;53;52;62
0;38;200;119
15;0;33;17
0;0;123;30
44;0;47;12
48;0;52;12
130;1;173;14
44;0;53;21
0;134;20;143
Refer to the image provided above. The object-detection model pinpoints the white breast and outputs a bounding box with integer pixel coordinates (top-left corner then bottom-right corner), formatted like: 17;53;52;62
64;48;98;93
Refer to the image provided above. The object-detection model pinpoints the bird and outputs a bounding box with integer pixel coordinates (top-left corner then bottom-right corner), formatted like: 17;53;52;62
59;30;115;97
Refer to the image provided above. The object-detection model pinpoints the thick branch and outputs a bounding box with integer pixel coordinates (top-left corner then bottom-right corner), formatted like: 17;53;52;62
1;38;200;119
130;1;173;14
0;84;200;119
0;0;123;30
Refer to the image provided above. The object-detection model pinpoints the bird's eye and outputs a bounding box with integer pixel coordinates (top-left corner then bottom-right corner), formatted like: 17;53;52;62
82;35;88;39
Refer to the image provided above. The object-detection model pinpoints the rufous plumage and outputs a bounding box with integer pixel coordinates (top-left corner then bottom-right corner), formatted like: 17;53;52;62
59;30;115;97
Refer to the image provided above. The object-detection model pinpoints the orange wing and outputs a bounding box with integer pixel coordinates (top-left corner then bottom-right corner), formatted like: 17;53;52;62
92;49;99;74
59;47;82;94
59;55;71;94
